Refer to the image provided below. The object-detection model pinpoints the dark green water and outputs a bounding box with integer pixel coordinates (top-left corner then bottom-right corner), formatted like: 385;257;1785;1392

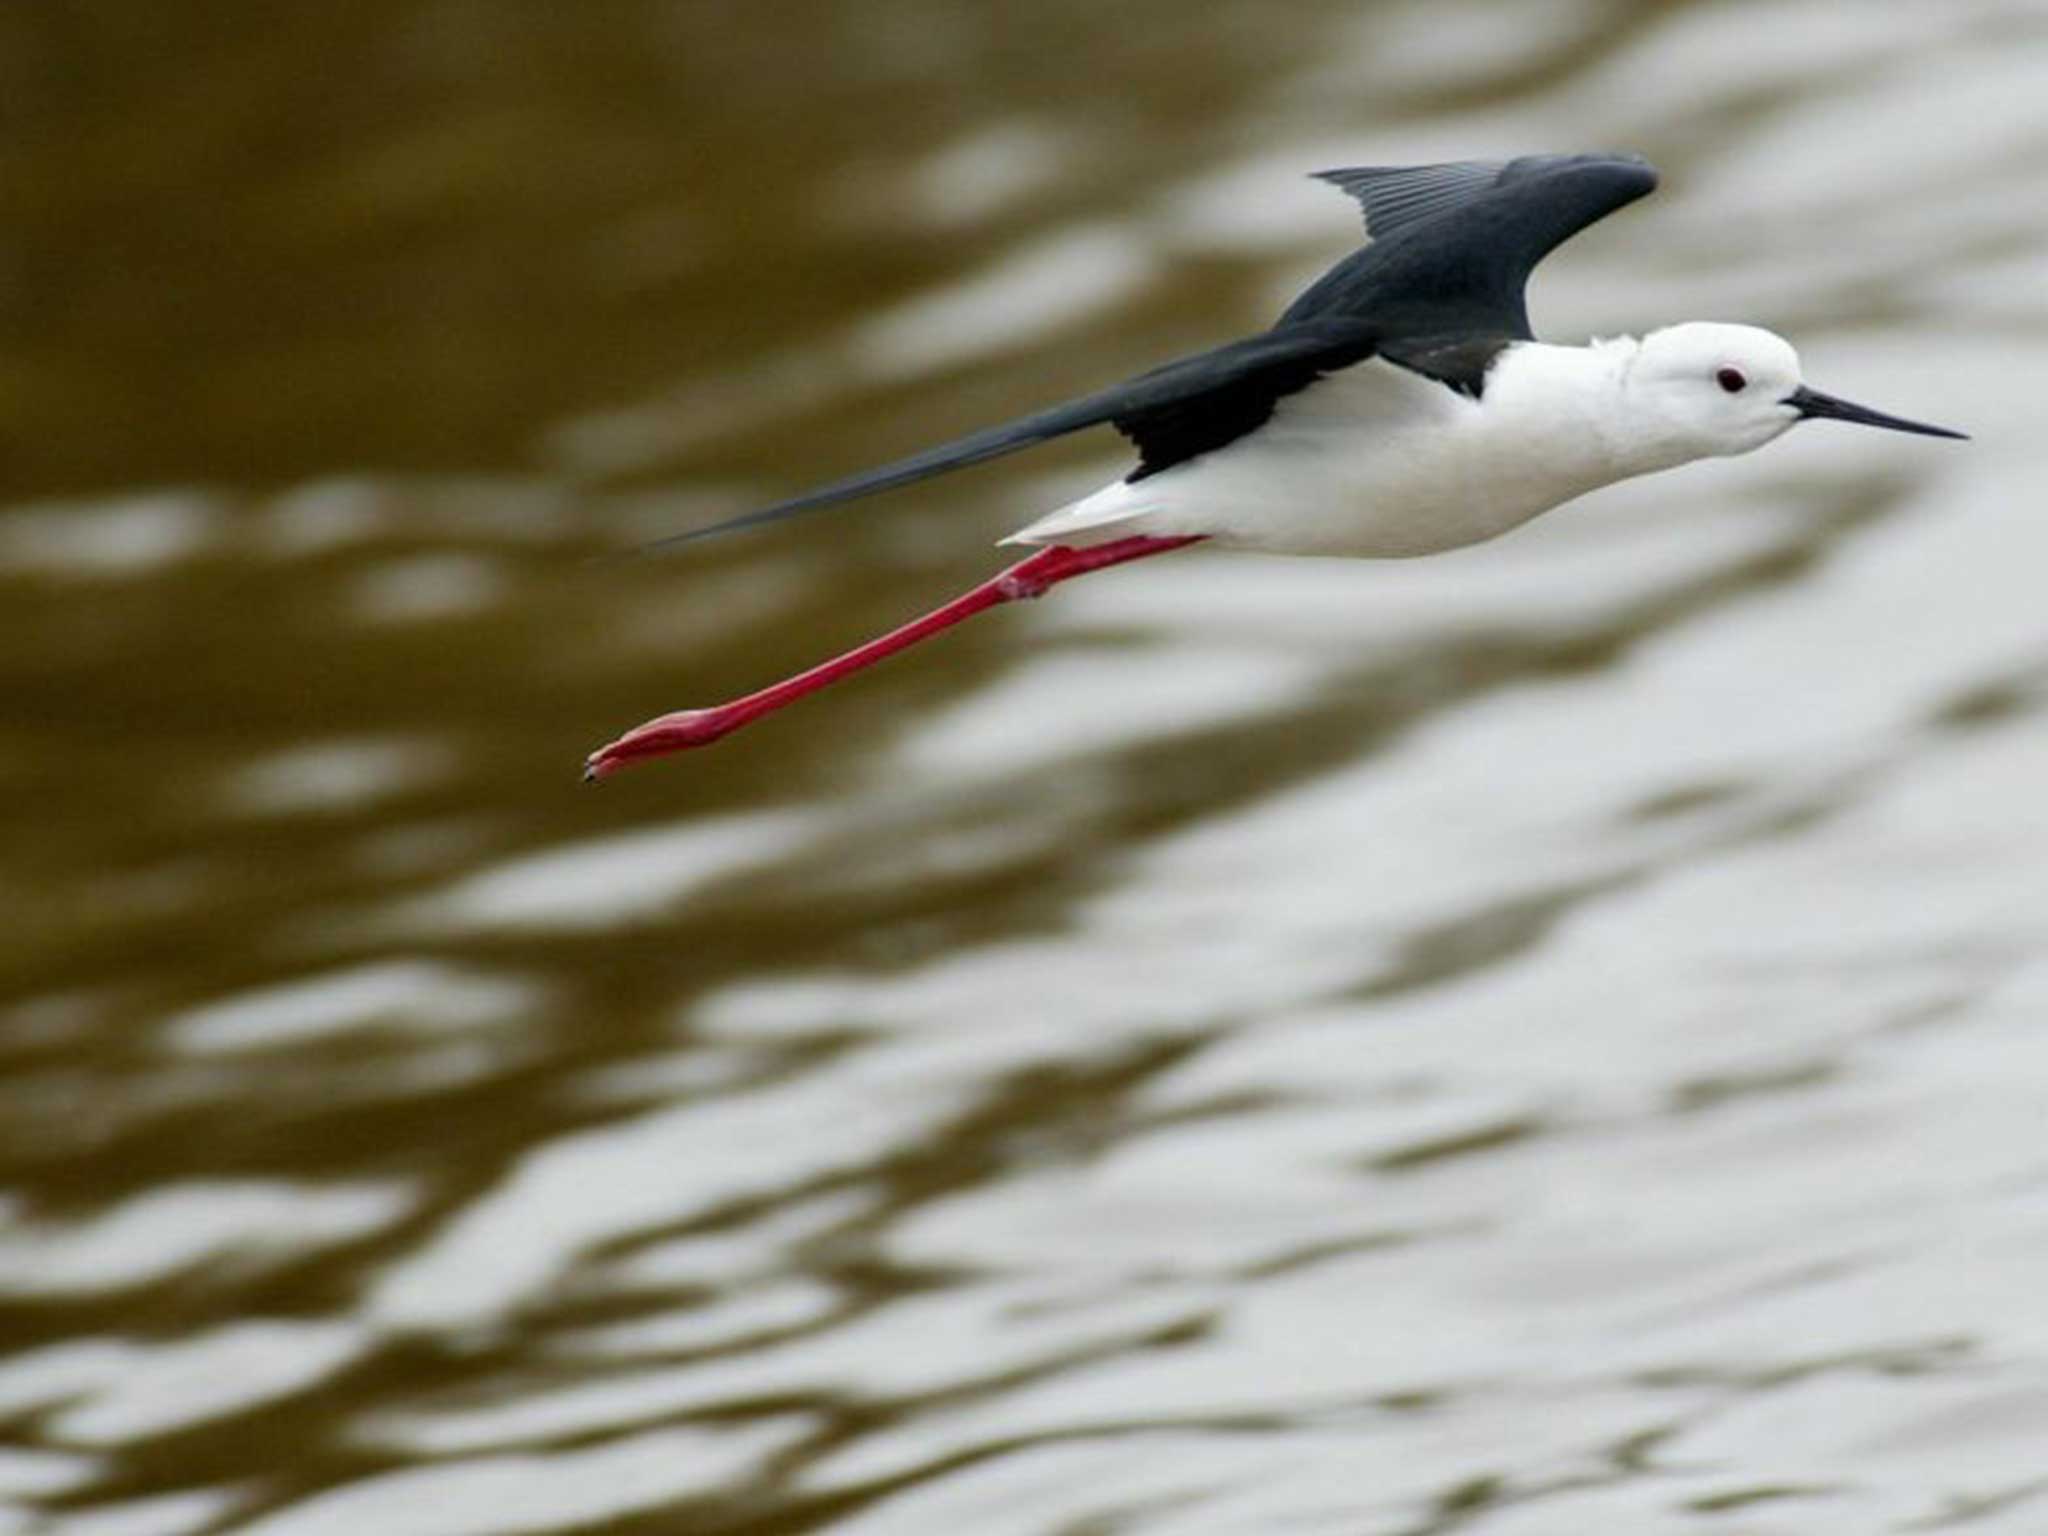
4;4;2047;1533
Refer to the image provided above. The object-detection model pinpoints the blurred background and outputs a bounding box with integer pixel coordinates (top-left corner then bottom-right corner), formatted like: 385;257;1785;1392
3;2;2047;1532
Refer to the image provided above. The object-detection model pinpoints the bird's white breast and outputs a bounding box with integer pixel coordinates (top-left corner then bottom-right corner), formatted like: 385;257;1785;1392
1009;341;1636;558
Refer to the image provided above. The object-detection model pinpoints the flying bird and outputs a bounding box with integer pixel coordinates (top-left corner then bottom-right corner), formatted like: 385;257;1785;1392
585;153;1964;781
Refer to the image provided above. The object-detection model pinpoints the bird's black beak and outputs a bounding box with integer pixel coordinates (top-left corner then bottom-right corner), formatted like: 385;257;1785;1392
1785;386;1967;440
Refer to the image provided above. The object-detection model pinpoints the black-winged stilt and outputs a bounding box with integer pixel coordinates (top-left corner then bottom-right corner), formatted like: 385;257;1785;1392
586;153;1964;781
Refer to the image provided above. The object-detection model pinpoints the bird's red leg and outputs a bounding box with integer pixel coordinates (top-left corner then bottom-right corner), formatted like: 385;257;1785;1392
584;534;1204;780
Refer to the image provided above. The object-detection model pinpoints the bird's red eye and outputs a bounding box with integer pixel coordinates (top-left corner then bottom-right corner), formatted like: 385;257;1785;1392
1716;367;1747;394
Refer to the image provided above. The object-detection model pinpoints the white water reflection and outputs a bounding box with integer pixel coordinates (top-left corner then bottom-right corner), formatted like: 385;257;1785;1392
348;553;511;625
43;1323;370;1446
231;1420;813;1536
0;1183;412;1298
550;1275;842;1359
853;226;1157;382
898;121;1077;228
0;495;223;580
165;961;534;1052
383;811;823;936
0;1446;98;1501
896;644;1321;778
220;738;454;819
34;1488;242;1536
366;1075;963;1330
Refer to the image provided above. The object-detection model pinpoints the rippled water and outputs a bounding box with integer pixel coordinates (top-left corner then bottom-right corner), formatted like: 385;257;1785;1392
5;3;2048;1532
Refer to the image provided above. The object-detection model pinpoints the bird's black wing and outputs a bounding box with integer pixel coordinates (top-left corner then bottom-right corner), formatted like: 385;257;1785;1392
638;320;1377;549
1289;153;1658;342
637;153;1653;550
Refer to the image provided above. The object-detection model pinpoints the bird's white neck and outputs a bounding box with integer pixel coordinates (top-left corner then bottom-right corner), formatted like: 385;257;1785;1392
1489;334;1726;486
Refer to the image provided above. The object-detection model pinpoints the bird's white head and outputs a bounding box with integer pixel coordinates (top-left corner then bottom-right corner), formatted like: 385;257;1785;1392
1620;321;1964;468
1630;322;1802;457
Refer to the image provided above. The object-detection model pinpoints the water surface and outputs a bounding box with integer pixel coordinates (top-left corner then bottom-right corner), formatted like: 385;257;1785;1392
4;3;2048;1533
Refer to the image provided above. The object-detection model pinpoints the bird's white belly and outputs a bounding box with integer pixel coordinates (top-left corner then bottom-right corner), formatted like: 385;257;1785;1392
1009;350;1622;558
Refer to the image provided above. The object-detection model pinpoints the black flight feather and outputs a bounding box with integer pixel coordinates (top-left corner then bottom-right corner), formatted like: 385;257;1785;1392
638;322;1377;550
1311;160;1512;243
1283;153;1658;341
